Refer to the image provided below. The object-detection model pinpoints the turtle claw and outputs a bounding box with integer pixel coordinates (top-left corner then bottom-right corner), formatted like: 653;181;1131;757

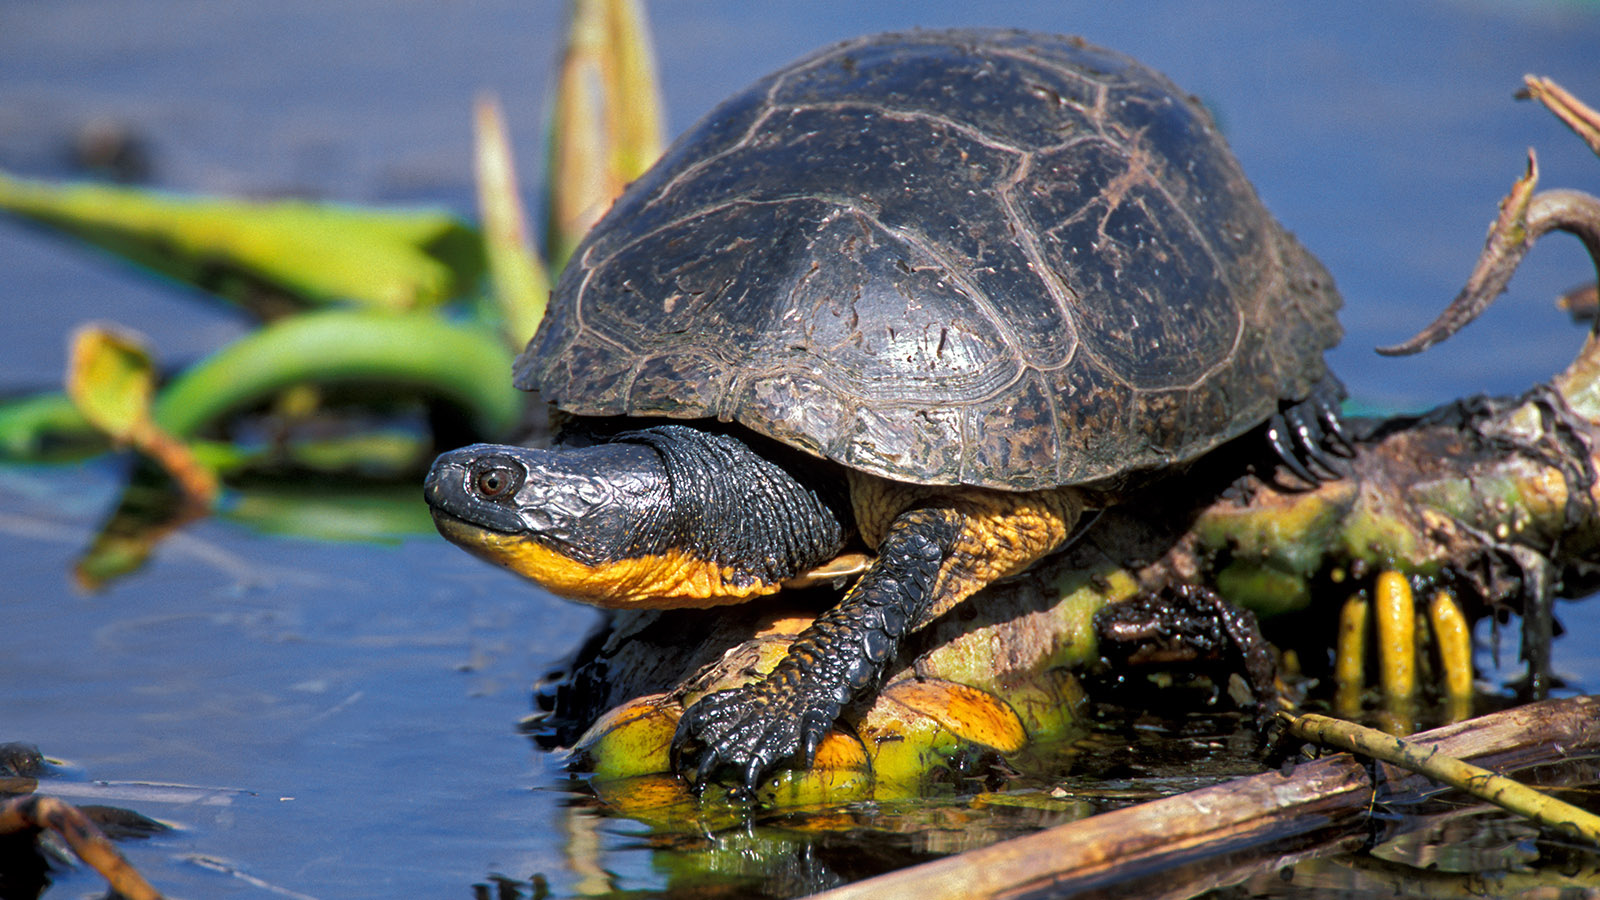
1284;404;1346;480
1266;383;1355;488
1312;385;1357;457
1266;412;1323;487
672;682;830;792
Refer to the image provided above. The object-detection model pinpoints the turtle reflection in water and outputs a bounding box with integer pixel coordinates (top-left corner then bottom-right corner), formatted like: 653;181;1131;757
424;29;1352;790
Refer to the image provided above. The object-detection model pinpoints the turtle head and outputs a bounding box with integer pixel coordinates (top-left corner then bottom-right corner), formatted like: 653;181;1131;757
424;428;847;608
425;441;699;608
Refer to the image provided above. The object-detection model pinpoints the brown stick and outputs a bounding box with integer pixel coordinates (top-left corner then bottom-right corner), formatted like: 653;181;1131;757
0;794;166;900
804;695;1600;900
1522;75;1600;157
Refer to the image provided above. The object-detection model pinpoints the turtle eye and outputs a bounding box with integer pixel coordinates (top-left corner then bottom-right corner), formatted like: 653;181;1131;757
472;463;522;499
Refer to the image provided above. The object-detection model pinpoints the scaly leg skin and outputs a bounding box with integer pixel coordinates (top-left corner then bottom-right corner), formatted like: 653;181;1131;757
672;508;956;791
1093;585;1282;728
671;489;1079;793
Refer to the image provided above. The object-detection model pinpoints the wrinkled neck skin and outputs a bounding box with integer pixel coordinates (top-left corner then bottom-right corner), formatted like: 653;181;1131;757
603;425;851;585
424;424;851;607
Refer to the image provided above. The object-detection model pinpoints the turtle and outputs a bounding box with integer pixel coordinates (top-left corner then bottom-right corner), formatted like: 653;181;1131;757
424;28;1349;790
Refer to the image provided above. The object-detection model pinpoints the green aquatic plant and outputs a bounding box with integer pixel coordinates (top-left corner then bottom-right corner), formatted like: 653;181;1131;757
0;0;664;578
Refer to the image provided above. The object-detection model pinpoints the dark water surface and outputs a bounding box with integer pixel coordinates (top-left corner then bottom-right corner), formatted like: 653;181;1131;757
3;2;1599;897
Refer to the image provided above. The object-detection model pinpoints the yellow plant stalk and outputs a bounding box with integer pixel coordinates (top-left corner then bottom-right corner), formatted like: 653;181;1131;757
600;0;665;182
546;0;665;273
1427;590;1474;701
1372;571;1416;701
1284;711;1600;847
474;93;549;346
1333;593;1369;716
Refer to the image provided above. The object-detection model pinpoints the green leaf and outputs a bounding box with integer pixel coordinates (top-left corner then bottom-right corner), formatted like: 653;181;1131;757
65;323;156;441
66;323;220;506
225;482;438;542
0;170;486;315
0;390;104;459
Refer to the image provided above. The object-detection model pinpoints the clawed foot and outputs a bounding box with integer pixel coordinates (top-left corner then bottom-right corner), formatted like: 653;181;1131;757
1094;585;1281;728
671;679;841;792
668;503;990;793
1266;381;1356;488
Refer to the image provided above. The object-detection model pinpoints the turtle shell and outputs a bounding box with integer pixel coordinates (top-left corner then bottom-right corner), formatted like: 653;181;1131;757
517;28;1341;491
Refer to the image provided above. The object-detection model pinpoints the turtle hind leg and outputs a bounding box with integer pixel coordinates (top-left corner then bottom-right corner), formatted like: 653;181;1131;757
1307;378;1356;457
1265;380;1354;488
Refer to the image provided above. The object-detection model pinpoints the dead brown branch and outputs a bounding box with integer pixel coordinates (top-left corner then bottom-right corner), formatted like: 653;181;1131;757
805;695;1600;900
0;793;165;900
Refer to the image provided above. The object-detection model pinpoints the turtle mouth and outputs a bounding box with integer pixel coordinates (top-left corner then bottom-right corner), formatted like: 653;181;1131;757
427;505;508;548
423;450;529;535
424;446;775;610
424;448;603;582
423;440;674;568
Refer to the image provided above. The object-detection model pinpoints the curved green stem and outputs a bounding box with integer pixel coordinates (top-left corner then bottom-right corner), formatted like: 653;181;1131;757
152;309;523;440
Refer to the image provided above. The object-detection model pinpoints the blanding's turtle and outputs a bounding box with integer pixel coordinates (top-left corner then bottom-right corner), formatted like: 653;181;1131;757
425;29;1349;789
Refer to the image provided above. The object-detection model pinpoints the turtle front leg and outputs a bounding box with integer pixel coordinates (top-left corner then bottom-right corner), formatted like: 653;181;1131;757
672;487;1081;791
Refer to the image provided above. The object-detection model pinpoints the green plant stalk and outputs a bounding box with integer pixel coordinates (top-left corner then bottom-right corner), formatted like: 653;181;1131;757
544;0;666;274
600;0;665;183
0;391;103;459
152;309;522;440
474;93;550;347
546;0;618;274
1284;711;1600;846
